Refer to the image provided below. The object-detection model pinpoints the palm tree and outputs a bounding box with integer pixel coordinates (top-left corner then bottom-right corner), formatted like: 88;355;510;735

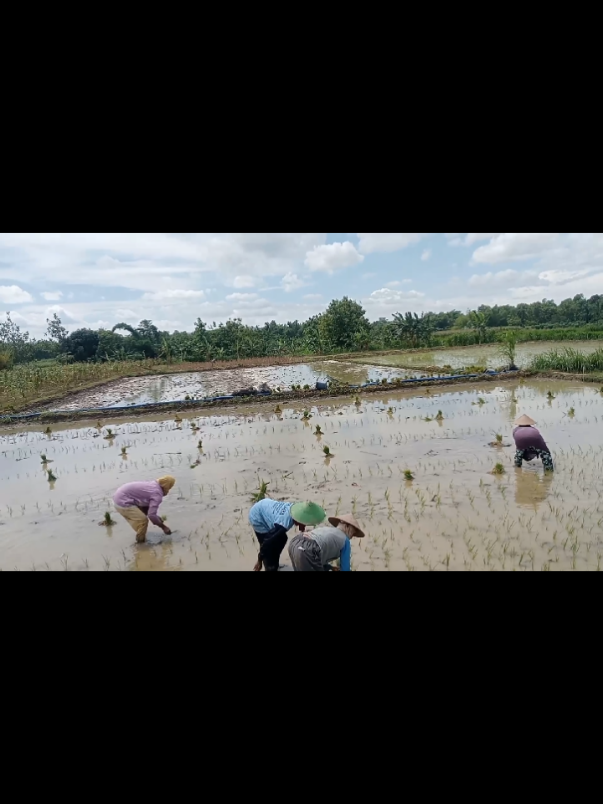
392;312;433;348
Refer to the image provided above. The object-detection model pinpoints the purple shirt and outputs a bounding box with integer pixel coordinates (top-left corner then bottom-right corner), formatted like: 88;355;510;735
513;426;550;459
113;481;165;527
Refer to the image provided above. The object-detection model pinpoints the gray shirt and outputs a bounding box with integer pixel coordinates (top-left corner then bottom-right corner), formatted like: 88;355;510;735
310;527;349;566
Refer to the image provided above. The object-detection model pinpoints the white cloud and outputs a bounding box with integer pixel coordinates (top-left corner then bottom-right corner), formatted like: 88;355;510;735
305;241;364;273
447;233;502;247
357;233;430;254
468;269;540;288
232;275;259;289
386;280;412;288
0;285;33;304
45;305;78;324
421;249;432;261
304;294;323;300
281;273;306;292
0;232;329;290
369;288;425;302
226;293;258;302
142;289;206;301
538;269;589;284
40;291;63;301
472;233;560;265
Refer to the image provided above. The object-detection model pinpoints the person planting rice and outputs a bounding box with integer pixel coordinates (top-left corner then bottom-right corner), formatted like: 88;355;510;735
513;415;554;471
288;513;365;572
113;476;175;543
249;500;326;572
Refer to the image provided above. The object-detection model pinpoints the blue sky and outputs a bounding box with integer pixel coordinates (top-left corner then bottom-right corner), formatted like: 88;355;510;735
0;233;601;337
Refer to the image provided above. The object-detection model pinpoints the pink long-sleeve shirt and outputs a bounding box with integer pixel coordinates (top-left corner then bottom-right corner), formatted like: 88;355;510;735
113;481;165;527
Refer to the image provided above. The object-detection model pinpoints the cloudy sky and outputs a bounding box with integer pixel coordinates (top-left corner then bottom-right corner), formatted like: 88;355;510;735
0;232;601;337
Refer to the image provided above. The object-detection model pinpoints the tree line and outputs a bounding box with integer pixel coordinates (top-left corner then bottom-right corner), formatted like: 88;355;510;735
2;292;603;367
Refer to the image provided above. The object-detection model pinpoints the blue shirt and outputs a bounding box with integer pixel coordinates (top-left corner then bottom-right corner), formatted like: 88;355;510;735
249;500;294;534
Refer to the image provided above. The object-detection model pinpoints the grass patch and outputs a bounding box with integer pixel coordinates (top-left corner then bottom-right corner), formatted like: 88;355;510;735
531;348;603;373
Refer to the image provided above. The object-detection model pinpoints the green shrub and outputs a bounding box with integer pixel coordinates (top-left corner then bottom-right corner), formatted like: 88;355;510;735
0;351;14;371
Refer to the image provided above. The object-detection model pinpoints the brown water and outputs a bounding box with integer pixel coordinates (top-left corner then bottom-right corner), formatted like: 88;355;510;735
2;378;603;571
47;361;418;411
357;340;603;370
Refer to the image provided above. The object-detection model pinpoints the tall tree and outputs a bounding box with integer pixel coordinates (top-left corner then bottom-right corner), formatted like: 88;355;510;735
321;298;370;351
46;313;67;343
62;329;100;362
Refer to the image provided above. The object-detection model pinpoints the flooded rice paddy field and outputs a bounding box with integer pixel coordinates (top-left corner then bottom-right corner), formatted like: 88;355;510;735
2;378;603;571
48;361;418;411
358;340;603;371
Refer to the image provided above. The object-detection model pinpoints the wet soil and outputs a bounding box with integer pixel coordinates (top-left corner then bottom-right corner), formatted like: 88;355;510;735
35;361;417;412
2;378;603;571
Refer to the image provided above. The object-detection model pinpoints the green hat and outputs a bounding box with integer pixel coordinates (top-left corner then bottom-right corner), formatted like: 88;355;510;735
291;502;326;526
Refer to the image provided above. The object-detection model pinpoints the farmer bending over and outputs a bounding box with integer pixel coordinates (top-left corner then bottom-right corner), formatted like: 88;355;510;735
249;499;326;572
513;415;554;471
113;476;175;543
288;514;365;572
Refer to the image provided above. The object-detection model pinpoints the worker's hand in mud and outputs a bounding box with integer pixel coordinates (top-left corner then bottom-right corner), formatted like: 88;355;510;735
331;567;341;572
162;525;172;536
253;559;263;572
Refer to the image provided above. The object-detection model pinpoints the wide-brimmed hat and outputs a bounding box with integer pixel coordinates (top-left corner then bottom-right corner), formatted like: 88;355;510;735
515;414;537;427
291;502;326;526
329;513;365;539
157;476;176;493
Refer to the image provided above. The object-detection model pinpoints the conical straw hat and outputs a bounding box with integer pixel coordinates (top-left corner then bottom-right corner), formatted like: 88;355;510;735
291;502;326;526
515;414;536;426
328;513;365;539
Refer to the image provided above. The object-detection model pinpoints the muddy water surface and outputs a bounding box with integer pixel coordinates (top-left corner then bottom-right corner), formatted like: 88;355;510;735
2;378;603;571
47;361;418;411
358;340;603;370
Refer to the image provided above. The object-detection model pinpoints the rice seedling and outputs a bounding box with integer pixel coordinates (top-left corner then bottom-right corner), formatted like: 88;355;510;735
174;414;182;423
45;427;52;435
568;407;575;418
303;385;311;391
251;480;270;503
47;469;57;482
547;391;556;401
121;446;128;457
100;511;117;526
492;463;505;475
275;405;282;416
355;396;361;406
404;470;415;482
495;433;503;444
387;408;394;416
104;428;116;440
40;454;53;464
436;410;444;421
302;410;312;420
197;440;204;450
